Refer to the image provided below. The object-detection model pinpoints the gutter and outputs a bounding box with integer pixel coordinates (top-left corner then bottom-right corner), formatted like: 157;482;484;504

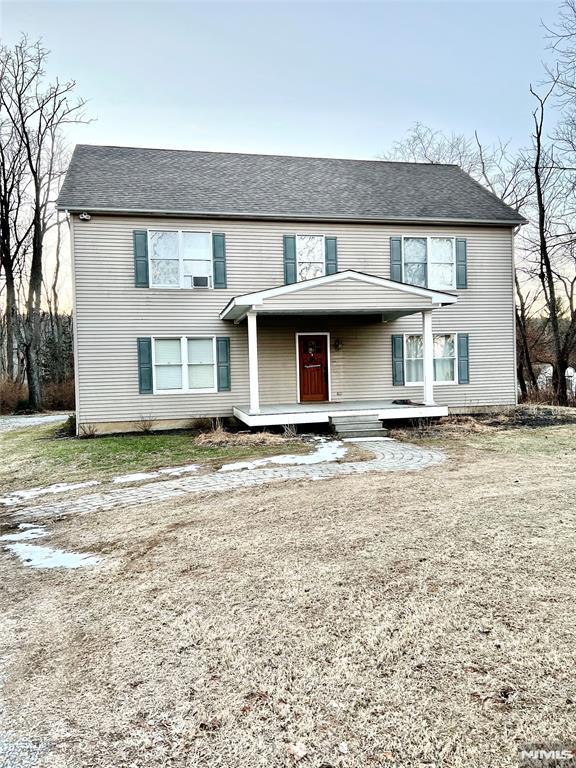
56;204;528;228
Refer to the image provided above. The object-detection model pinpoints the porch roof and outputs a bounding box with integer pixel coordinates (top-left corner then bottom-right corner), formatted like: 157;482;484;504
220;270;458;322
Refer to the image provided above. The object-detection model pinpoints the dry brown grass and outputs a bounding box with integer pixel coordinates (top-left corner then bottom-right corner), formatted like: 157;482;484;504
390;404;576;442
0;423;575;767
194;425;293;448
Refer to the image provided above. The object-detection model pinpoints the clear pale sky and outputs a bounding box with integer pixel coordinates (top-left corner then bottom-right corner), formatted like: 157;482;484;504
1;0;561;160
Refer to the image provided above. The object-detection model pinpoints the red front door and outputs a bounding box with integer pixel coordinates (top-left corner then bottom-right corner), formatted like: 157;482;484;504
298;334;329;402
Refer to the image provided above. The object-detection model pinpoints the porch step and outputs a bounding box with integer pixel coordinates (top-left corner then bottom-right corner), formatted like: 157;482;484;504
330;415;389;439
336;428;390;439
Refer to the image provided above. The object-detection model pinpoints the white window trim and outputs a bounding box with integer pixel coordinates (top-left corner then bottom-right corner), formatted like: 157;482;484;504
295;331;332;403
147;229;214;290
151;335;218;394
401;235;456;291
295;233;326;283
403;332;458;386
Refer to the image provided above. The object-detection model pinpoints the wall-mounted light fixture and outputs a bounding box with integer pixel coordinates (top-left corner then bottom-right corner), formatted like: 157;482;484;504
334;338;343;351
79;212;91;221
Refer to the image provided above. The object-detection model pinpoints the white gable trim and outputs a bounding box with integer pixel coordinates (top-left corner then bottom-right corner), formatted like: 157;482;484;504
220;270;457;320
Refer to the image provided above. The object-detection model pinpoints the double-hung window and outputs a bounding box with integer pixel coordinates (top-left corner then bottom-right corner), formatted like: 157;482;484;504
153;337;217;392
402;236;456;291
296;235;325;282
149;230;213;289
405;333;457;385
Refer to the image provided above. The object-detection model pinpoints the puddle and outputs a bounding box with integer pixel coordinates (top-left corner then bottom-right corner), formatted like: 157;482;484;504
218;437;347;473
0;480;100;507
1;523;101;570
4;542;101;569
0;524;46;542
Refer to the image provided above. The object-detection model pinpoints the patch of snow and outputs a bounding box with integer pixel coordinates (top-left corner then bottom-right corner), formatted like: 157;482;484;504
158;464;199;476
0;525;46;542
0;480;100;507
113;471;160;484
218;437;347;473
113;464;199;483
4;542;101;569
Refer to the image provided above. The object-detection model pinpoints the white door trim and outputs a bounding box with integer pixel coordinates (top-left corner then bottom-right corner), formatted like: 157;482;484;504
295;332;332;404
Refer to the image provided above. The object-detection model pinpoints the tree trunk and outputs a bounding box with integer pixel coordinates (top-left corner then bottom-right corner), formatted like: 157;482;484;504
4;263;17;380
515;276;539;391
24;207;44;410
517;361;528;400
552;359;569;406
24;340;42;410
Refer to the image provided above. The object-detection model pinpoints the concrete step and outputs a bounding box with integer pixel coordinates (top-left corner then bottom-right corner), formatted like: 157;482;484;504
335;428;390;438
331;420;383;430
330;414;380;422
330;416;383;426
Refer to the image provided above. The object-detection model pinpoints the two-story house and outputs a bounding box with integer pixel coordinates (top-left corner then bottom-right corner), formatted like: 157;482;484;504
58;146;525;434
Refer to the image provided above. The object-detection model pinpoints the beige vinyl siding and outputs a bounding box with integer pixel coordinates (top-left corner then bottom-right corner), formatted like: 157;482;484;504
258;278;433;312
72;215;516;424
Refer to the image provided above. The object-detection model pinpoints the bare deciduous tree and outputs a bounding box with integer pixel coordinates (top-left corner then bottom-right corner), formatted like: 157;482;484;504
0;37;86;409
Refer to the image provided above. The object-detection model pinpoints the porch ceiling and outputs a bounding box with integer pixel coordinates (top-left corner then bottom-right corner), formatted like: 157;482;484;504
220;269;457;322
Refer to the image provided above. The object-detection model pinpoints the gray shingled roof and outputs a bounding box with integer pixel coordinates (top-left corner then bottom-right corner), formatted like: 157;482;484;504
57;144;526;225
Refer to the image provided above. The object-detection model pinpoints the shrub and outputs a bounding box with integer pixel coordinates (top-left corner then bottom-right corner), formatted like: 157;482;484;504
78;423;97;439
58;414;77;437
134;415;156;434
0;379;28;414
42;378;75;410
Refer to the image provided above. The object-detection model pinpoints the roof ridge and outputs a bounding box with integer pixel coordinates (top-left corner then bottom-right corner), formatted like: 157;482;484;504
73;144;460;168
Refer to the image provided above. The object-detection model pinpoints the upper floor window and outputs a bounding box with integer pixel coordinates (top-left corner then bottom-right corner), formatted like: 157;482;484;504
296;235;325;282
149;230;213;289
402;236;455;291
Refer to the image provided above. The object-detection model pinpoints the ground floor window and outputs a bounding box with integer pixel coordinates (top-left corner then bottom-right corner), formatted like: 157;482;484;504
153;336;217;393
405;333;457;385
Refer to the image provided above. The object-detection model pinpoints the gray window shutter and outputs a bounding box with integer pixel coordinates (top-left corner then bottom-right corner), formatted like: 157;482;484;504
137;337;153;393
213;233;227;288
216;336;231;391
455;238;468;289
283;235;297;284
325;237;338;275
391;334;405;386
457;333;470;384
134;230;149;287
390;237;402;282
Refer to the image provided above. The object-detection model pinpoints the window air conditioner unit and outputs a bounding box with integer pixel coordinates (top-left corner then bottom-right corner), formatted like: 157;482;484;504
192;275;210;288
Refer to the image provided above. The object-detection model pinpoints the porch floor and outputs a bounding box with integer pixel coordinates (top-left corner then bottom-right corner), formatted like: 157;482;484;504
233;400;448;427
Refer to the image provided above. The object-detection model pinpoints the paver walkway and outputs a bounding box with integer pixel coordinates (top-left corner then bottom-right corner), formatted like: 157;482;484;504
16;439;445;521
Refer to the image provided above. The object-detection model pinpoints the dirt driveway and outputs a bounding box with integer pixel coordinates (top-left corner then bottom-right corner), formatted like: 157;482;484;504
0;419;575;767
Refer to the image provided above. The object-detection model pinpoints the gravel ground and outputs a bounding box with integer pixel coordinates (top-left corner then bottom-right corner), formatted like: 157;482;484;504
0;414;69;435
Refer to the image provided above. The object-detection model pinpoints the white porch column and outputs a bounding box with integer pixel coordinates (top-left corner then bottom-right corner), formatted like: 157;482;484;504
422;309;435;406
247;311;260;413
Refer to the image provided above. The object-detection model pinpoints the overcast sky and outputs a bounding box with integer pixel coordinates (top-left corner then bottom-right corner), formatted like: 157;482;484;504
1;0;560;160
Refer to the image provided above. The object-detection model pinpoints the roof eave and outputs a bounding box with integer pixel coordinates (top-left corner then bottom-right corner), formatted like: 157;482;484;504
57;203;527;227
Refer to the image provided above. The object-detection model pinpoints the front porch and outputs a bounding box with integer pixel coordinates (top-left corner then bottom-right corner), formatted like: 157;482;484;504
220;270;459;426
233;399;448;427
